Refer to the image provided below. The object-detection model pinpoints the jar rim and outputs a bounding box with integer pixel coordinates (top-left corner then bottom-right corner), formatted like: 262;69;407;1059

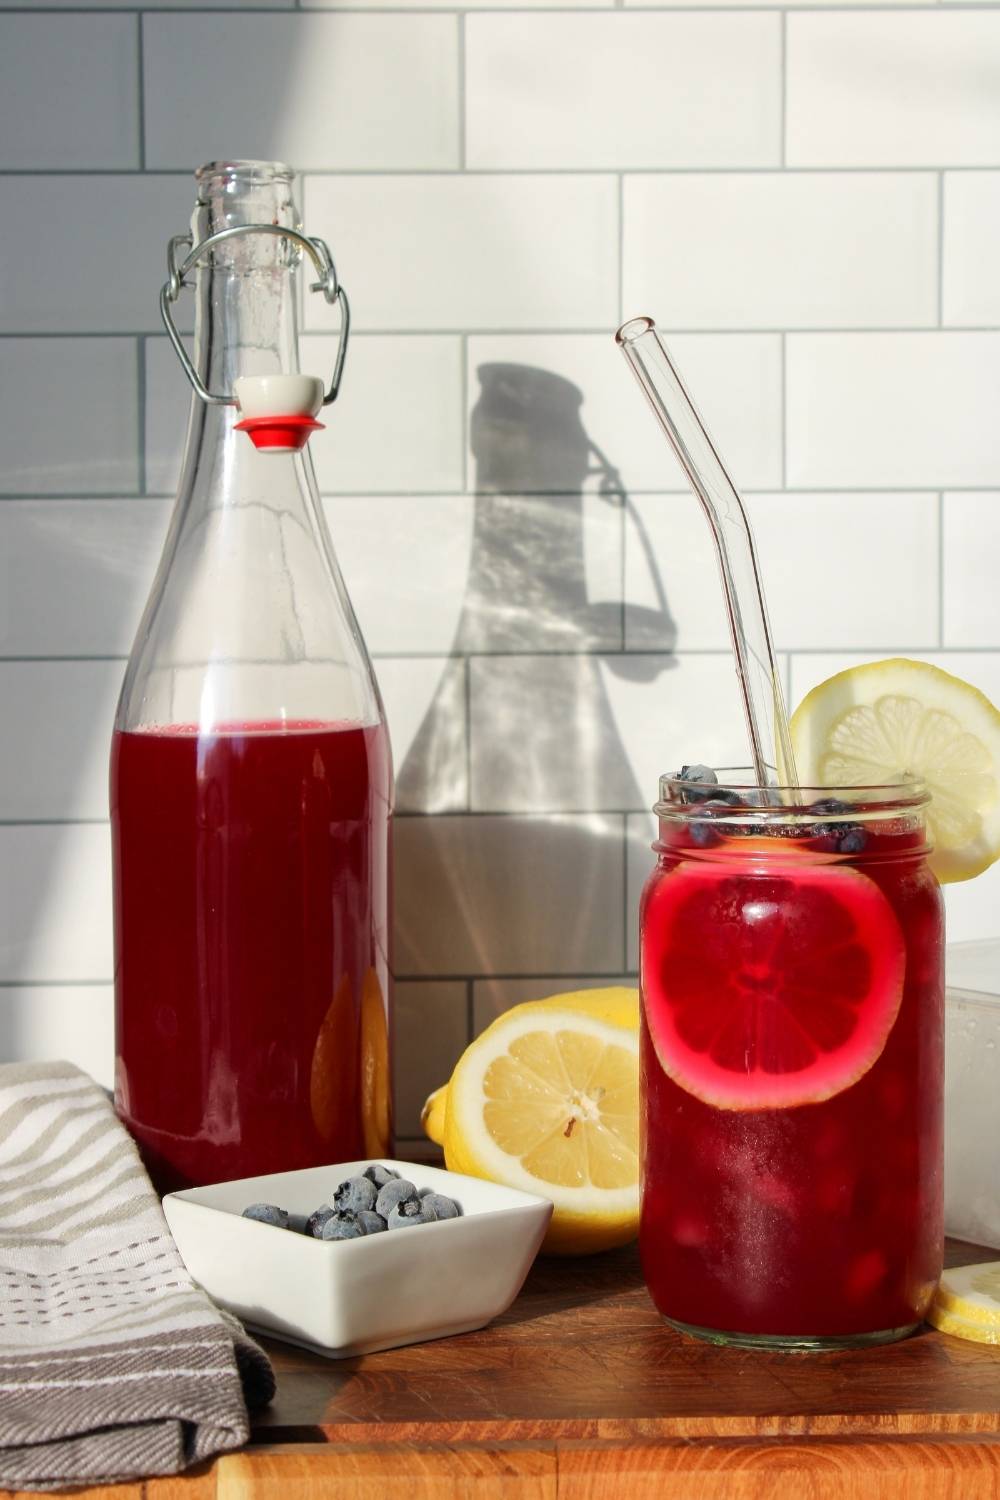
656;767;929;821
195;159;295;186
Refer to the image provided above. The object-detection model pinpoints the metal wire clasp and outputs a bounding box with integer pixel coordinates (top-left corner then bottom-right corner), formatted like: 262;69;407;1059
159;223;351;409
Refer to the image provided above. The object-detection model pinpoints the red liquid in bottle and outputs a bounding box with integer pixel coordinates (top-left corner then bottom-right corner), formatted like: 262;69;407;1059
639;818;943;1342
111;720;392;1192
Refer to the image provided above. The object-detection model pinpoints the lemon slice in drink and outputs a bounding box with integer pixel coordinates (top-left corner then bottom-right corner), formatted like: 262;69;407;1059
790;659;1000;883
443;1007;639;1255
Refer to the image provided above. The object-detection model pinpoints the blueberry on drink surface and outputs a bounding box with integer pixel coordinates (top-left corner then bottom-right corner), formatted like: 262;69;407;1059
679;764;718;785
809;797;868;853
333;1175;378;1214
676;765;722;805
690;820;723;849
376;1178;418;1218
242;1203;289;1229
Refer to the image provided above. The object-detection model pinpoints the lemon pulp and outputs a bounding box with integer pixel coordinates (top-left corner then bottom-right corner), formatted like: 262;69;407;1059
421;986;638;1152
444;1007;639;1255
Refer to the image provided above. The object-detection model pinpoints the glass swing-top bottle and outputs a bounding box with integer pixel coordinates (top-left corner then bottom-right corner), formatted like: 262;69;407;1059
110;161;392;1192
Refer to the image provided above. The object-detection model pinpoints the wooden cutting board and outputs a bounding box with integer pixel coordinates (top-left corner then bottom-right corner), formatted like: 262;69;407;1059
253;1236;1000;1446
9;1237;1000;1499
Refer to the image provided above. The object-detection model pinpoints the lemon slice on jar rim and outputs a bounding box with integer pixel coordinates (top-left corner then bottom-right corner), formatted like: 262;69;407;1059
789;658;1000;884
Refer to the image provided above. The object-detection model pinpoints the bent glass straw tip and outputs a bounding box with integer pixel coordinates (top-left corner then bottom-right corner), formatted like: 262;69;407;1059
615;316;656;346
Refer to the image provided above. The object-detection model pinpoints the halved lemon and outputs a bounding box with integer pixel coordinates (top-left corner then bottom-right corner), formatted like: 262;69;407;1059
790;658;1000;883
421;987;639;1149
443;1006;639;1255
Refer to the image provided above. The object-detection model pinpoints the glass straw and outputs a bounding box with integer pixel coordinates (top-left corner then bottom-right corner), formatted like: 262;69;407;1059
616;316;798;792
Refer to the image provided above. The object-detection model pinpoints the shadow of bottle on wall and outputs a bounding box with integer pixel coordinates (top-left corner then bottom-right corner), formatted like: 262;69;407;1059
395;363;677;993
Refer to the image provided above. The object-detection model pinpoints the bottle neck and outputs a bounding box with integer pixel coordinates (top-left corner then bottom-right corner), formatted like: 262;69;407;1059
178;162;306;503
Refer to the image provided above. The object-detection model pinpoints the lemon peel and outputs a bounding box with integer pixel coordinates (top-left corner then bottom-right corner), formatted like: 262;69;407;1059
928;1262;1000;1344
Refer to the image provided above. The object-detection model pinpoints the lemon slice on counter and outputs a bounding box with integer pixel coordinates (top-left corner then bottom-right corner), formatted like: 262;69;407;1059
422;987;639;1148
928;1262;1000;1344
789;658;1000;883
443;1005;639;1255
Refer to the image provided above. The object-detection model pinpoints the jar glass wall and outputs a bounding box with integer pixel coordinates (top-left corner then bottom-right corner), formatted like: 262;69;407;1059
639;772;944;1350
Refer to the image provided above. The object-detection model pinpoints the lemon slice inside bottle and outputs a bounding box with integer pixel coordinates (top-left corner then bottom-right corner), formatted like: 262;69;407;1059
444;1007;639;1255
789;658;1000;883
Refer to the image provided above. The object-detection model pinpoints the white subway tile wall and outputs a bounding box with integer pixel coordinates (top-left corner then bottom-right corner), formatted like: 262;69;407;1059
2;6;999;1139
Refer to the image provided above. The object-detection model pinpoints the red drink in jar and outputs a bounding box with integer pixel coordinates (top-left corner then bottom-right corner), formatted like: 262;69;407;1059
639;772;944;1349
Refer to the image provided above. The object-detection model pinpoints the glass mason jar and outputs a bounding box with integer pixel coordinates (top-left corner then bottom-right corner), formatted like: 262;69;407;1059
111;161;393;1192
639;773;944;1350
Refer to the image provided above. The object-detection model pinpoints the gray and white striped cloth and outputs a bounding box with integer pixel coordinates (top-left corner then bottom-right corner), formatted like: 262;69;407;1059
0;1060;274;1491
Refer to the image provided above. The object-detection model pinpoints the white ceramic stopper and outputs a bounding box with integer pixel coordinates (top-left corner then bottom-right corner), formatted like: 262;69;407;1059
234;374;324;419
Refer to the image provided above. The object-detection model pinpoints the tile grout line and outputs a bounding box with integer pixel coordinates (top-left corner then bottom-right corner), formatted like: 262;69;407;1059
3;4;995;13
616;172;624;326
7;326;998;340
136;335;147;496
779;9;787;169
937;171;945;327
464;655;473;811
621;813;630;977
4;643;999;664
937;490;945;648
618;467;627;656
136;11;146;173
2;486;995;501
460;331;469;491
3;167;998;180
780;332;787;490
457;11;467;171
0;981;113;991
0;974;638;990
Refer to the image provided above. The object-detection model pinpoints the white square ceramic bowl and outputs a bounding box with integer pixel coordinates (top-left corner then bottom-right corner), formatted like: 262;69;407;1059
162;1159;552;1358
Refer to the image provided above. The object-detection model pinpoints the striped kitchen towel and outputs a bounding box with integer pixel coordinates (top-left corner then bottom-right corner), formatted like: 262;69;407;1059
0;1060;275;1491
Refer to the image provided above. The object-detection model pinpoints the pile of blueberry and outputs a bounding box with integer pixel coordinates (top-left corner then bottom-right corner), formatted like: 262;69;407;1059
241;1163;463;1241
674;764;868;853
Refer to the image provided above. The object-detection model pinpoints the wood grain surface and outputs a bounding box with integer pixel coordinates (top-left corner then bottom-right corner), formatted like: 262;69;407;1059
6;1238;1000;1498
252;1237;1000;1445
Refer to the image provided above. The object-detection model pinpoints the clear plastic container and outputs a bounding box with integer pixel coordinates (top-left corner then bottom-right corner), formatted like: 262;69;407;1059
945;939;1000;1249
